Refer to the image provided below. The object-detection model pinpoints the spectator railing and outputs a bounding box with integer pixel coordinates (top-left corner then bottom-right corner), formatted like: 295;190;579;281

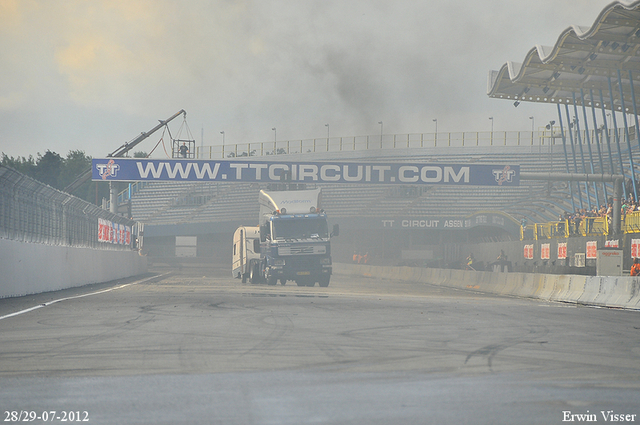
623;211;640;234
530;216;614;240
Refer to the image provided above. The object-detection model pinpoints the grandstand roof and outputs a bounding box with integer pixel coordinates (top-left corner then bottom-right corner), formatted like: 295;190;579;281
488;1;640;113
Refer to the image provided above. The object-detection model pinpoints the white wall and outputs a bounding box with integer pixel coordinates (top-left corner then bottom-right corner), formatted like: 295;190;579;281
0;239;148;298
334;263;640;310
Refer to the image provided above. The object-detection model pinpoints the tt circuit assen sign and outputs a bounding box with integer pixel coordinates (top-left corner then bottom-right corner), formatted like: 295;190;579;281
92;158;519;186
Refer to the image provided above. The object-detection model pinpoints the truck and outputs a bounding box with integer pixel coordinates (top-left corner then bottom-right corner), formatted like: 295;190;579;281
234;187;338;287
232;226;261;282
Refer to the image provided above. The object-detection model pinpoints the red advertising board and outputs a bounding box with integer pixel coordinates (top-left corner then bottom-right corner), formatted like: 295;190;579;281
632;239;640;258
605;239;619;248
557;242;567;260
524;244;534;260
541;243;550;260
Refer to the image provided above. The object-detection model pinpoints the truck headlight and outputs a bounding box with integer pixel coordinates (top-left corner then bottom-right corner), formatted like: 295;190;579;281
320;257;332;265
274;259;286;266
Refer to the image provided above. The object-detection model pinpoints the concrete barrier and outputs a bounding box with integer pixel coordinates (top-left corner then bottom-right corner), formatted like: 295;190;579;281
593;277;640;309
549;274;573;303
512;273;536;298
334;263;640;310
1;239;148;299
578;276;602;306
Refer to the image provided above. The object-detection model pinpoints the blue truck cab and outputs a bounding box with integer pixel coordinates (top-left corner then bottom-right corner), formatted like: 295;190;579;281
248;188;338;287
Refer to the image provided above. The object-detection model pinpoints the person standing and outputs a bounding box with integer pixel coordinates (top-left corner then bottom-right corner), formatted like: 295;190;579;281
631;258;640;276
179;143;189;158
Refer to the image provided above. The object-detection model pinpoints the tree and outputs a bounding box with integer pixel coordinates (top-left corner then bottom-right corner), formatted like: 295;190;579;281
33;150;64;188
1;149;111;205
1;153;36;176
59;150;95;201
133;151;148;158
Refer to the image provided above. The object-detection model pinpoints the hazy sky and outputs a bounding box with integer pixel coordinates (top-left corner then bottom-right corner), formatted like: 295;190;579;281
0;0;622;159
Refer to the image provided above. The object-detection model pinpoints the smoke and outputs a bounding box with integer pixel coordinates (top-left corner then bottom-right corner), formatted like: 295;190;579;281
0;0;615;158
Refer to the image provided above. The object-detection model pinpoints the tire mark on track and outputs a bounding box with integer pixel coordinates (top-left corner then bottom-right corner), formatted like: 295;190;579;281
239;313;294;357
464;325;549;372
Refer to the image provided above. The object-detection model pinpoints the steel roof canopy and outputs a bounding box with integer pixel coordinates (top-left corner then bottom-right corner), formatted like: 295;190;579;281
488;0;640;113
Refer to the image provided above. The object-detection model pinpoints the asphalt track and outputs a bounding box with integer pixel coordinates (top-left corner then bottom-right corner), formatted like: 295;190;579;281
0;265;639;424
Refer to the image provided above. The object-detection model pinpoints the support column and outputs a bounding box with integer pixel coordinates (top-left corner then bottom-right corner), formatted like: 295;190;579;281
572;92;592;209
590;89;608;202
608;77;628;198
564;104;584;209
617;69;638;201
599;89;616;175
629;70;640;152
109;182;118;215
580;89;599;208
556;104;576;213
613;177;623;235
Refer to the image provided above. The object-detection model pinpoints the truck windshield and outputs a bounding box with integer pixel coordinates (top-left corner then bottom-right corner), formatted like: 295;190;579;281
272;217;329;239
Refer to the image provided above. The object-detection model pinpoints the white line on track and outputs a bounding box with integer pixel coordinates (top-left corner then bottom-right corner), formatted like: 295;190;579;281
0;273;168;321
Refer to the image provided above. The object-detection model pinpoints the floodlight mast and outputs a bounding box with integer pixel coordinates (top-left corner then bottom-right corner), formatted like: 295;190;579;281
64;109;187;194
520;172;624;235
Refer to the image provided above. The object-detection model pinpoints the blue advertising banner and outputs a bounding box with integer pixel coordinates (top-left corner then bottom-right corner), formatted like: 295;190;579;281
92;158;519;186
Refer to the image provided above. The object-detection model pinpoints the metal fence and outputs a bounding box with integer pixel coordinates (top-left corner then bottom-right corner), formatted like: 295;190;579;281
193;128;624;160
0;165;138;250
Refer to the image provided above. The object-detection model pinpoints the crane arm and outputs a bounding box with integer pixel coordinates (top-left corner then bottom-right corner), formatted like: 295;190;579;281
64;110;186;194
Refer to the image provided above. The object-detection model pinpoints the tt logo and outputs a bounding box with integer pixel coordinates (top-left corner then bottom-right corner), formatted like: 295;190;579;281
96;159;120;180
492;166;516;185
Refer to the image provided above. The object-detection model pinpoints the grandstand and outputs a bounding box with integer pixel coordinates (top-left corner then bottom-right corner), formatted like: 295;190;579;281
126;129;639;230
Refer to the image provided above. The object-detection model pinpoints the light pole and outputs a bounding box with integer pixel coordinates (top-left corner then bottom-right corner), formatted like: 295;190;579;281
220;131;225;157
325;123;330;152
378;121;383;146
529;116;534;144
546;120;556;170
545;120;556;143
272;127;277;154
489;117;494;144
433;119;437;146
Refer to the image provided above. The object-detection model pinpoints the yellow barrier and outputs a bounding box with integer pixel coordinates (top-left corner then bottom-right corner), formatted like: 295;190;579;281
530;216;611;240
623;211;640;233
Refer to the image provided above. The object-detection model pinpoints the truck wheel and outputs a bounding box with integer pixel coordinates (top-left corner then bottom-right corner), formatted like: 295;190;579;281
296;280;305;287
318;277;330;287
249;263;260;284
267;275;277;286
241;273;247;283
306;281;315;287
280;279;286;285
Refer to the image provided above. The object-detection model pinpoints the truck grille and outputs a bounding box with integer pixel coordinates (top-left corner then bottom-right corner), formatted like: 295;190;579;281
278;245;326;256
